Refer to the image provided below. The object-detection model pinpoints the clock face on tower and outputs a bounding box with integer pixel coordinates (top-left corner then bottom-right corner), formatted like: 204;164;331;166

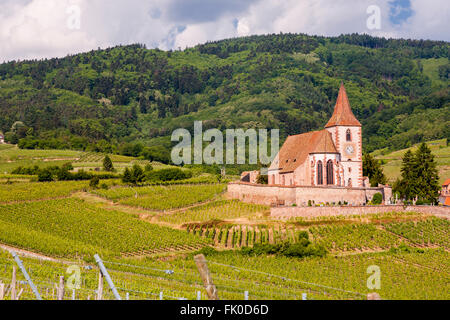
344;144;355;157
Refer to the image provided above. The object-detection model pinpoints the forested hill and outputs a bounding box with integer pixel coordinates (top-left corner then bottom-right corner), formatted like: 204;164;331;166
0;33;448;161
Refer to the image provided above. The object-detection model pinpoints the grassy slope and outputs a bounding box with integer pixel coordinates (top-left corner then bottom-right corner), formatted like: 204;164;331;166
0;144;171;174
417;57;448;88
372;138;450;184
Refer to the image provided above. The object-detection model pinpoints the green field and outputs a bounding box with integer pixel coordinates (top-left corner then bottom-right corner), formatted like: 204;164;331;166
92;184;226;211
373;139;450;184
0;145;162;174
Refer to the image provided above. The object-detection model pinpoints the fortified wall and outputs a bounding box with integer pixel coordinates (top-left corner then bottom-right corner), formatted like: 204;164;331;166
227;182;392;206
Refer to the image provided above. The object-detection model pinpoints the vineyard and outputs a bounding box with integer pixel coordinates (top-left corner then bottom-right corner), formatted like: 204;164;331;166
158;200;269;225
384;217;450;249
0;181;90;203
309;224;403;252
0;246;448;300
187;224;297;248
0;148;448;300
0;198;210;259
92;184;226;211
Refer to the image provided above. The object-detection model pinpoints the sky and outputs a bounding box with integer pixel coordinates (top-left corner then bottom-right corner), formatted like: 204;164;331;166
0;0;448;62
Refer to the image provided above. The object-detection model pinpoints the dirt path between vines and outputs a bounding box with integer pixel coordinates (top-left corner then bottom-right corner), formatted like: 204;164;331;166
0;243;71;264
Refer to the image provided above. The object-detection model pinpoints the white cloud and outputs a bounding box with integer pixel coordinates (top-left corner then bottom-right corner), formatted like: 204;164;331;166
0;0;448;62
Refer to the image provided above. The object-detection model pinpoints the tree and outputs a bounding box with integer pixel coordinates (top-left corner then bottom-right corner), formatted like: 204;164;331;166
363;154;387;187
123;165;145;185
372;193;383;205
38;169;53;182
103;155;114;172
256;174;268;184
122;167;132;184
130;164;145;184
90;176;100;188
396;150;416;200
394;144;440;203
413;143;440;202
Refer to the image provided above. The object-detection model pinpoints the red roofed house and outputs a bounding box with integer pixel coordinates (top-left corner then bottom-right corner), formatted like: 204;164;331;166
268;83;363;188
439;178;450;206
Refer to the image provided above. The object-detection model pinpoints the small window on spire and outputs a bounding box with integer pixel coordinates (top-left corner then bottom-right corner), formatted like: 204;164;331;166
346;129;352;142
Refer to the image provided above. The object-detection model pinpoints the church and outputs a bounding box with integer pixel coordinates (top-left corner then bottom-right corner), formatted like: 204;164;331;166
230;83;392;207
268;83;365;188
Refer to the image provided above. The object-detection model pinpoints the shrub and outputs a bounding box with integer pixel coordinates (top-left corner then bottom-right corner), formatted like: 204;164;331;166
122;164;145;185
90;176;100;189
103;155;114;172
62;162;74;171
256;174;268;184
297;231;309;241
122;168;132;184
12;165;40;175
146;168;191;182
372;193;383;205
38;169;53;182
241;239;326;259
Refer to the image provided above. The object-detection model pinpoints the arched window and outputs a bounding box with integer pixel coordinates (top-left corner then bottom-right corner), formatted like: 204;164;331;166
326;160;334;185
348;178;352;187
346;129;352;142
317;161;323;185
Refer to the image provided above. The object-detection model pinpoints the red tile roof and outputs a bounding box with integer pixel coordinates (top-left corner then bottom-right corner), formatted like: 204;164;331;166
442;178;450;187
445;197;450;206
325;83;361;128
276;130;338;173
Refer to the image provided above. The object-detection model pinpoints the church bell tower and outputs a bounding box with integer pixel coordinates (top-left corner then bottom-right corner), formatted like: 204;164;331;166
325;83;363;187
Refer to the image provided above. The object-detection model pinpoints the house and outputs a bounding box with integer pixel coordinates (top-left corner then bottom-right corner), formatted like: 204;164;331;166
241;171;260;184
439;178;450;206
0;132;4;144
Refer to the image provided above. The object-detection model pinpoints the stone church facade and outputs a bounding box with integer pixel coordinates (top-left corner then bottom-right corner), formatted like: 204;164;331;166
229;83;392;206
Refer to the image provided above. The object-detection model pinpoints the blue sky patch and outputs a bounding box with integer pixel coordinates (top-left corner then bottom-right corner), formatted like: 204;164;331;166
389;0;414;25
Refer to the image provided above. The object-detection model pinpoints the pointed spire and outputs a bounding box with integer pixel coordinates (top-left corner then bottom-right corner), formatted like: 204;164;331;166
325;83;361;128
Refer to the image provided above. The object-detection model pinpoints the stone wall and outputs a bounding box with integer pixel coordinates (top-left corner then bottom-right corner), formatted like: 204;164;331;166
271;205;450;219
227;182;390;206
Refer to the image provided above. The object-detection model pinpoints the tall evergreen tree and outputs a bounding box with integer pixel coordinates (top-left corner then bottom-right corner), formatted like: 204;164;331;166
397;150;416;200
103;155;114;172
122;167;132;184
395;144;440;203
413;143;440;202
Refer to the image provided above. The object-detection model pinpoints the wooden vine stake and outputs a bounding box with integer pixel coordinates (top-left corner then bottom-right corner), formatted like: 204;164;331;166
0;281;5;300
57;276;65;300
97;271;104;301
11;266;17;300
194;254;218;300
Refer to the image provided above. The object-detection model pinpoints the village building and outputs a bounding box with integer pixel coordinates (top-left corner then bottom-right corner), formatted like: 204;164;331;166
0;132;4;144
228;83;392;206
439;178;450;206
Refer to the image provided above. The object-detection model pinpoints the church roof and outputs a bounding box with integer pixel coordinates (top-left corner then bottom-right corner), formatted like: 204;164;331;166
275;130;338;173
325;83;361;128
